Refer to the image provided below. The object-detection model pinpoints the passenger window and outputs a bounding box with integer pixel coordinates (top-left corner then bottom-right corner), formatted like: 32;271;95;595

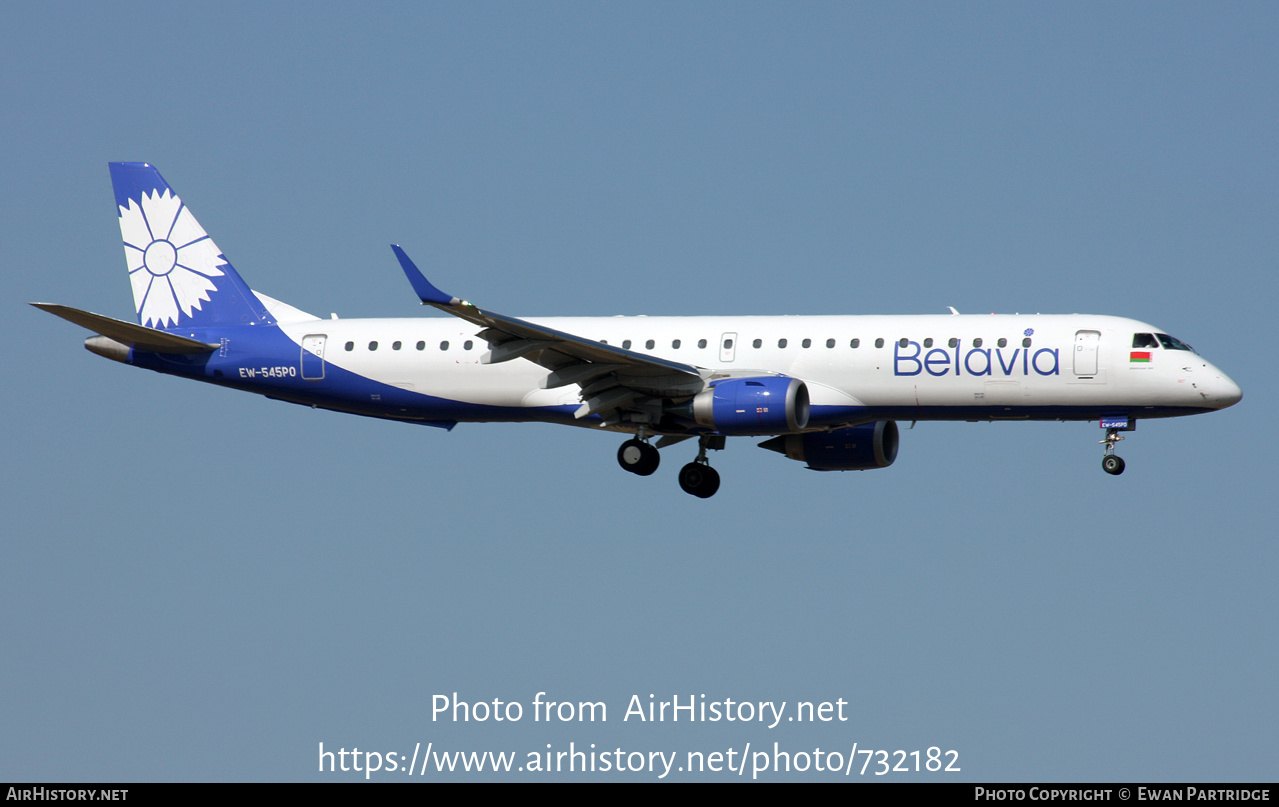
464;341;473;350
997;338;1007;348
973;338;982;348
1022;337;1032;347
622;340;632;349
924;338;933;348
798;338;808;348
672;339;681;349
698;339;707;349
1133;333;1159;348
416;341;425;351
778;338;788;348
753;338;762;348
826;338;835;348
440;341;449;350
898;338;909;348
345;341;354;351
369;341;378;351
646;339;655;349
850;338;860;348
393;341;402;350
723;338;733;349
874;338;884;348
948;338;958;348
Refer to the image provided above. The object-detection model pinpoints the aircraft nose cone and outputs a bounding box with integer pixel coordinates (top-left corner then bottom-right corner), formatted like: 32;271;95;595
1216;374;1243;408
1217;376;1238;406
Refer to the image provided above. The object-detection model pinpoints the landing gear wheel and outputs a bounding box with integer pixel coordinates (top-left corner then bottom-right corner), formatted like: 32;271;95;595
1102;455;1125;475
617;438;659;476
678;462;721;498
1099;427;1128;476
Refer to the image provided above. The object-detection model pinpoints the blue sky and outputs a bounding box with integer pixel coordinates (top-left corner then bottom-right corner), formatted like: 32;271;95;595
2;2;1275;781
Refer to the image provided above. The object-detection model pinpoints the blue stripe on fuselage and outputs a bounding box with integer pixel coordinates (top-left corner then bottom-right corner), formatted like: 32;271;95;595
125;323;582;426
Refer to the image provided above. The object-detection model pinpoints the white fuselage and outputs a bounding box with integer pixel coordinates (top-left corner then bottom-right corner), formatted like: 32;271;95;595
269;312;1241;425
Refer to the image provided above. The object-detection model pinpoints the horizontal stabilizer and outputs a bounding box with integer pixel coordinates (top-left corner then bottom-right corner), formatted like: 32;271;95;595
32;303;220;354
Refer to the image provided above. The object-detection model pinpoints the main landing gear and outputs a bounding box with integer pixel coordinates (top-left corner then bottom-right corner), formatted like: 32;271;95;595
616;432;724;498
678;436;722;499
1100;429;1126;476
617;437;660;476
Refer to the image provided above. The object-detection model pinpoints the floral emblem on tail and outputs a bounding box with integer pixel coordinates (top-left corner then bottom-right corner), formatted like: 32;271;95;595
119;189;225;328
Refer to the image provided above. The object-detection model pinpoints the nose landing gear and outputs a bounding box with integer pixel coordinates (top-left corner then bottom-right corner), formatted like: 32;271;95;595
1101;451;1126;475
1100;426;1126;476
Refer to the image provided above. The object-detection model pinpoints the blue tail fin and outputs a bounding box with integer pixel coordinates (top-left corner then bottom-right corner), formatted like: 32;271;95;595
110;163;273;329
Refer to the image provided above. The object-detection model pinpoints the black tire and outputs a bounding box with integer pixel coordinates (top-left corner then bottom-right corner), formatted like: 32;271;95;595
679;462;721;498
1102;455;1125;475
618;439;660;476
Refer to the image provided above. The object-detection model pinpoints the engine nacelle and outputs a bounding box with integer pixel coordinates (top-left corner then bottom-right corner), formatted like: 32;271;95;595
759;421;900;471
684;377;810;435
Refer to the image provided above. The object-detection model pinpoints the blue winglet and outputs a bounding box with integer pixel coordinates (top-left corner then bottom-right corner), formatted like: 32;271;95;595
391;245;457;306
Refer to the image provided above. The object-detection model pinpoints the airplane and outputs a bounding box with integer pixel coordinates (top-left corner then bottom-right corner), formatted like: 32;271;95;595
34;163;1243;498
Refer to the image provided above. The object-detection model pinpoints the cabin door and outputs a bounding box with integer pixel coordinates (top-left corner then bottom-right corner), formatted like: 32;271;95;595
301;334;327;381
1073;330;1100;376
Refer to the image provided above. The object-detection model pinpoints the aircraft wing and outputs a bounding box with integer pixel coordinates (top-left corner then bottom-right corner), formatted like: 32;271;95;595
392;246;706;420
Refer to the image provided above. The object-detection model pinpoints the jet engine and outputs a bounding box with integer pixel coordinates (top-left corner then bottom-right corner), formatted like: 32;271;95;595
677;377;810;436
759;421;899;471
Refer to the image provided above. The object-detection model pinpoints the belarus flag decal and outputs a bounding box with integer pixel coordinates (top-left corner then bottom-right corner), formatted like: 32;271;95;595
1130;351;1152;363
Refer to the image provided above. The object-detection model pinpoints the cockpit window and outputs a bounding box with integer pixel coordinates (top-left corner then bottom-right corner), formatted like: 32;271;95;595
1132;333;1159;349
1156;333;1195;352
